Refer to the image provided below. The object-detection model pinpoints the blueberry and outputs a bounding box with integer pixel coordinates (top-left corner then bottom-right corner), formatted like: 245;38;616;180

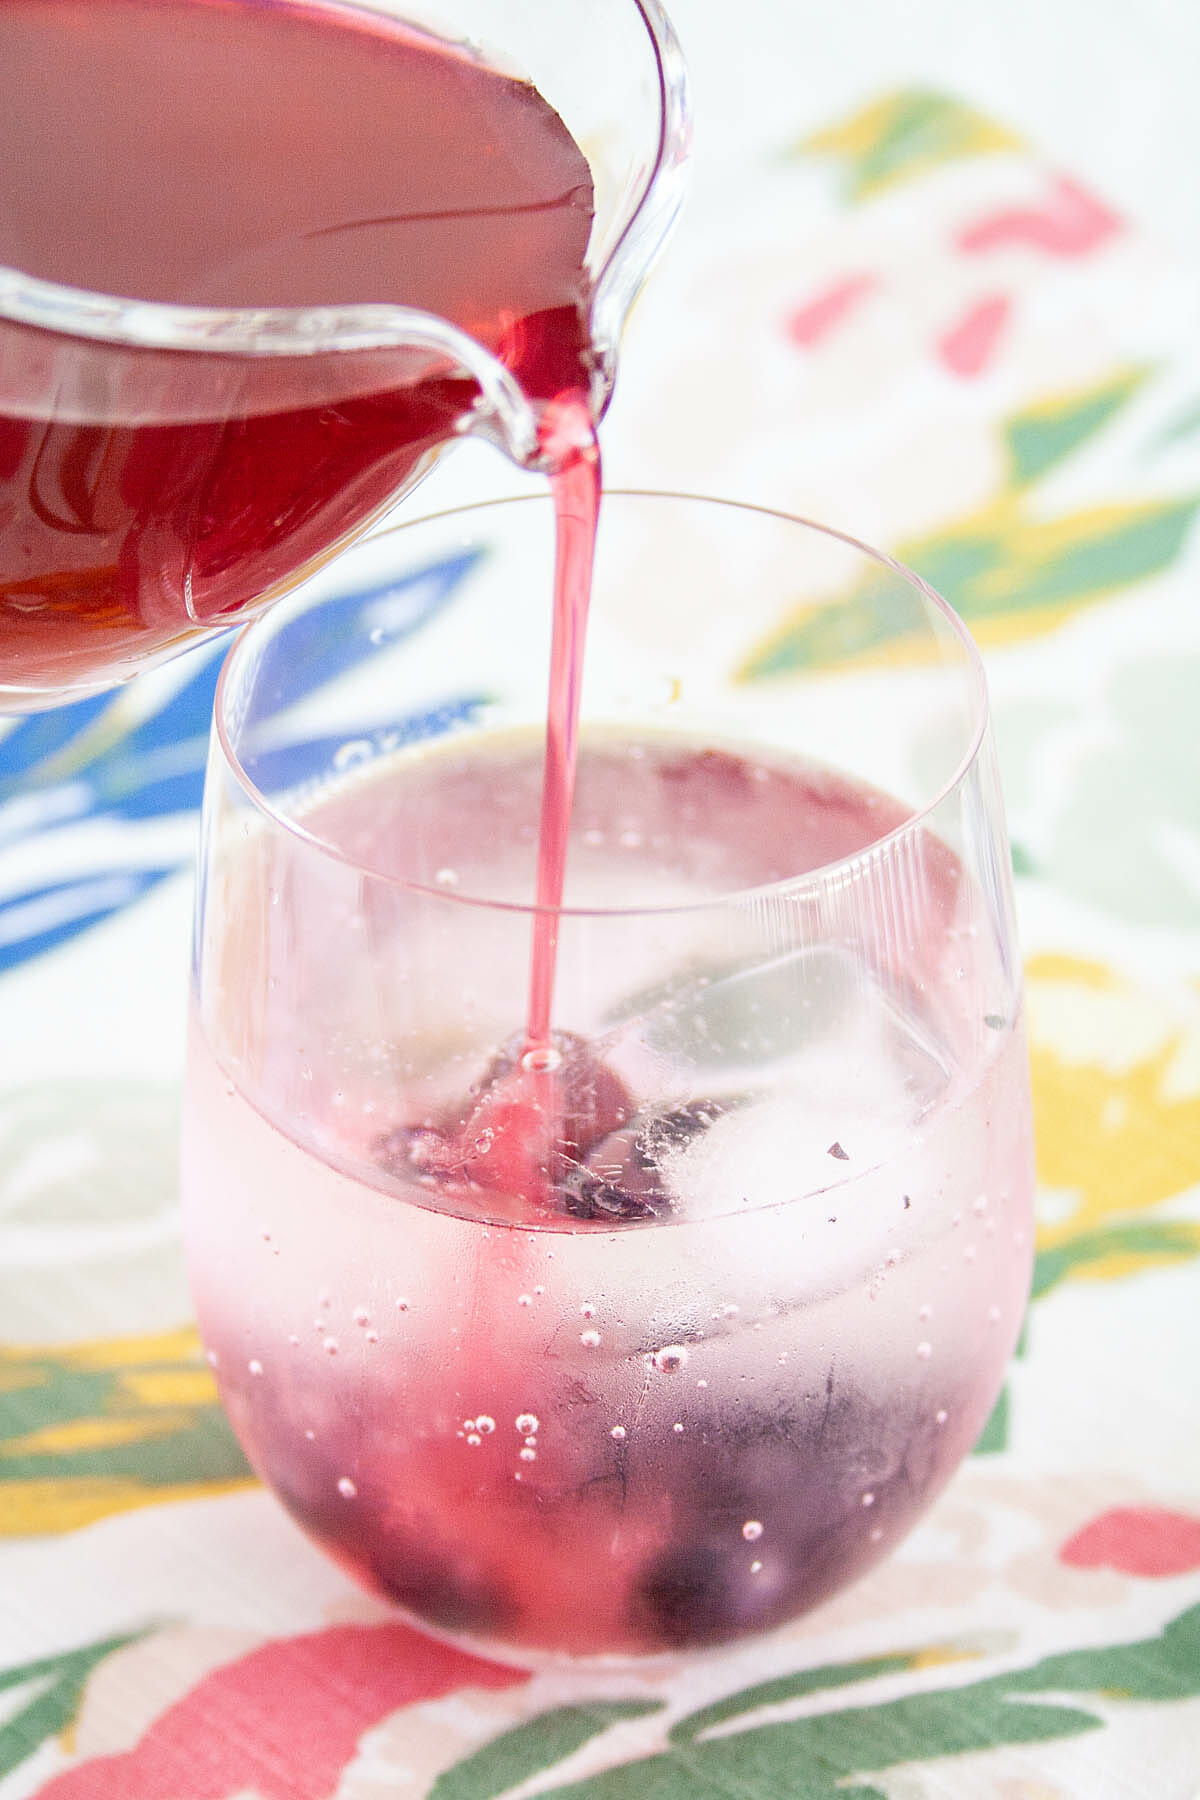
559;1167;665;1221
630;1542;737;1647
632;1100;727;1168
367;1530;513;1636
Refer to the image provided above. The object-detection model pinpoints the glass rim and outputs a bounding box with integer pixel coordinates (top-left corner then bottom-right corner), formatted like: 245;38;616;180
212;489;992;920
0;0;686;367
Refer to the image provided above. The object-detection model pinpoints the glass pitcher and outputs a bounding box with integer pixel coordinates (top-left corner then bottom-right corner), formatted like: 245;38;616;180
0;0;689;712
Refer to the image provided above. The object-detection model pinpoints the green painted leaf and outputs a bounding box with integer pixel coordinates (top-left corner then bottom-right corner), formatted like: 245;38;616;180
1148;396;1200;452
0;1629;147;1781
1005;370;1147;488
972;1384;1008;1455
799;90;1022;202
669;1649;926;1743
429;1702;663;1800
1008;498;1199;612
0;1330;251;1507
507;1604;1200;1799
740;496;1200;680
1010;1602;1200;1701
1032;1220;1200;1299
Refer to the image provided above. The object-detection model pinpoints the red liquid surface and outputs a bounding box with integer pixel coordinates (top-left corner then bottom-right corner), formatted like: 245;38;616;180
0;0;595;695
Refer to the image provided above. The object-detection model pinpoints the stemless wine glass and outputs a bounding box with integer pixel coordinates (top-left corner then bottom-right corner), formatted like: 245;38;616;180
181;492;1034;1664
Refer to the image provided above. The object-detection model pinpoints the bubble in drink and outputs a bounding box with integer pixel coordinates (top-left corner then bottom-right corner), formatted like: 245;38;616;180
652;1345;689;1375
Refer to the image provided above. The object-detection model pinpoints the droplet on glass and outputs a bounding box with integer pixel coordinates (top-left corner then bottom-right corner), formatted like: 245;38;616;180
652;1345;688;1374
515;1413;539;1435
580;1328;601;1348
333;739;372;772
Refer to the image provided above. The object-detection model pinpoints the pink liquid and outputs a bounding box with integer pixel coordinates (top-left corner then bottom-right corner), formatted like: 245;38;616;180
0;0;595;698
182;739;1035;1659
530;399;602;1052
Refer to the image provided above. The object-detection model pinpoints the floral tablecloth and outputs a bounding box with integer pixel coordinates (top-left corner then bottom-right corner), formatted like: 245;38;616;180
2;5;1199;1795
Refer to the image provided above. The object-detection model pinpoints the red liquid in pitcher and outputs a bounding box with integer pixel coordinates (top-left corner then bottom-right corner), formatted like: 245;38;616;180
0;0;595;695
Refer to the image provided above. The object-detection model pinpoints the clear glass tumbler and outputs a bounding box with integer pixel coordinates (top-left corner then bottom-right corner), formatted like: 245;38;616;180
181;492;1034;1664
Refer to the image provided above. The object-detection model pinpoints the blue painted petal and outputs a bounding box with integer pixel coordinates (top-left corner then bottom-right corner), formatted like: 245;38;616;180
0;868;174;976
244;694;488;798
119;636;230;759
0;692;115;795
93;756;210;824
0;781;95;847
250;547;482;719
